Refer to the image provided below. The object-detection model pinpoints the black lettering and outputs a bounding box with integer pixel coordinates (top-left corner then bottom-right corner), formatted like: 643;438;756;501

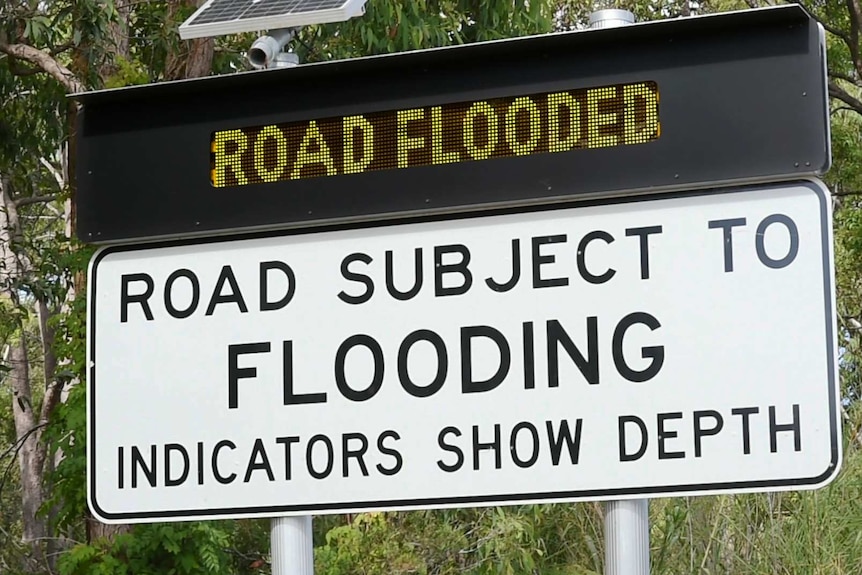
693;410;724;457
376;430;403;476
657;412;685;459
338;253;374;305
386;248;423;300
546;419;582;465
619;416;647;461
335;335;384;401
769;404;801;453
306;434;335;479
260;261;296;311
276;436;300;480
398;329;448;398
732;407;759;455
437;426;464;472
473;424;501;470
163;269;200;319
244;438;275;482
708;218;747;272
118;446;124;489
756;215;799;269
435;244;473;296
196;442;204;485
625;226;662;279
131;445;156;488
547;318;598;386
612;312;664;383
164;443;190;487
461;326;511;393
120;273;154;322
342;433;370;477
577;231;616;284
206;265;249;315
532;235;569;288
523;322;535;390
228;342;271;409
283;340;326;405
485;239;520;292
211;440;237;484
510;422;540;468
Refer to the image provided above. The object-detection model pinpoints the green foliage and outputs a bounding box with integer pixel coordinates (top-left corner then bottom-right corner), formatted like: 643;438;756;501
38;237;96;533
58;522;232;575
312;506;604;575
0;65;65;178
103;56;150;89
825;106;862;401
316;513;425;574
41;381;86;532
293;0;553;63
647;430;862;574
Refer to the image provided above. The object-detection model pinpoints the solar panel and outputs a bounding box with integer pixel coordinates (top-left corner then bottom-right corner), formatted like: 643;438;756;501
178;0;366;39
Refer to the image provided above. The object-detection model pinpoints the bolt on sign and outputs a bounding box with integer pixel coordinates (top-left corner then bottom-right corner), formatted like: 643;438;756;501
87;180;840;523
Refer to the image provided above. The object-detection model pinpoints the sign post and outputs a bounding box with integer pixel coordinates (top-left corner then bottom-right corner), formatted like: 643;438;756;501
588;10;651;574
605;499;649;574
271;516;313;575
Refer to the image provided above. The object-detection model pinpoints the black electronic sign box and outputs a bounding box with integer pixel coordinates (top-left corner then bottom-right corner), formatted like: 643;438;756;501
73;5;830;244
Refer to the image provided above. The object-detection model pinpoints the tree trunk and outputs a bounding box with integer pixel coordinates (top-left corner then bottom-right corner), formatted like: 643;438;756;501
0;178;49;573
165;0;214;80
9;336;45;543
99;0;131;79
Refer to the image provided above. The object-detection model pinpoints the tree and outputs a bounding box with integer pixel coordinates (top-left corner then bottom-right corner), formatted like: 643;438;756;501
0;0;222;569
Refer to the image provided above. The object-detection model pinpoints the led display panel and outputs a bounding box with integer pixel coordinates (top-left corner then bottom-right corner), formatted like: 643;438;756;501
211;82;660;188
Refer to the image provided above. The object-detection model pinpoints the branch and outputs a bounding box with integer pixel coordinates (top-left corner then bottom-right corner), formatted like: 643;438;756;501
829;80;862;115
831;70;860;84
0;426;40;504
824;12;853;50
37;371;63;428
8;58;41;77
802;3;854;47
39;157;65;191
0;43;85;93
848;0;862;78
49;42;74;56
0;423;48;463
14;194;58;208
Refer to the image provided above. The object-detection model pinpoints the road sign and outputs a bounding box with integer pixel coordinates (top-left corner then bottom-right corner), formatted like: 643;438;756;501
73;5;830;244
87;179;840;523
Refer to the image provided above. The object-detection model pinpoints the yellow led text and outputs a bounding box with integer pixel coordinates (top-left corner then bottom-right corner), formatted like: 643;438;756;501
211;82;659;188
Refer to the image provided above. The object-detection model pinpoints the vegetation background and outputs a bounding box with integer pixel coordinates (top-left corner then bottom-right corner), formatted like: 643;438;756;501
2;0;862;573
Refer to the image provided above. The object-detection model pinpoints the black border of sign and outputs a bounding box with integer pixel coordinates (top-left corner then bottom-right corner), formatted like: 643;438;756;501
87;179;840;523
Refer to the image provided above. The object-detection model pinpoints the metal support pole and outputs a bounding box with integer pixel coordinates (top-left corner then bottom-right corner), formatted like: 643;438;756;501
585;9;651;573
604;500;650;575
271;516;314;575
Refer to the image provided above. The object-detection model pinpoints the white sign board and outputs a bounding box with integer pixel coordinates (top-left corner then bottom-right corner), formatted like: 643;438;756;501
87;180;840;523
